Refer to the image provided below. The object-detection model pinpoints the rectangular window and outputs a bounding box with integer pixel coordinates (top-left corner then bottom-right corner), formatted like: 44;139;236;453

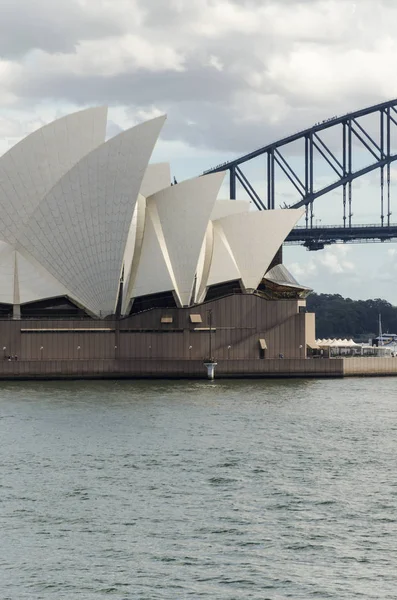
161;316;173;324
190;314;202;324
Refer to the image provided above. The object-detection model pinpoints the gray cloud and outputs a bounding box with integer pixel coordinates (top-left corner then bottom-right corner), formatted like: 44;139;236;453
1;0;397;156
1;0;397;302
0;0;123;57
15;64;237;107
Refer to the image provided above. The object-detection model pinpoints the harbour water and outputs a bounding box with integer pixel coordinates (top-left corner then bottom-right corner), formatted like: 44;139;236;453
1;377;396;599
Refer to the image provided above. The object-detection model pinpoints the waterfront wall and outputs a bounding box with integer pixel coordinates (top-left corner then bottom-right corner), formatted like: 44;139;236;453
342;357;397;376
0;355;396;380
0;358;344;379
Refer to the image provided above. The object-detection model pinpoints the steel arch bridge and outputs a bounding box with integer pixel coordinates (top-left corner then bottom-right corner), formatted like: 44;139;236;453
203;98;397;250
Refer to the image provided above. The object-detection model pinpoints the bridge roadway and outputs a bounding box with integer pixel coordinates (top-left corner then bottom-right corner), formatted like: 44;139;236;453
286;224;397;250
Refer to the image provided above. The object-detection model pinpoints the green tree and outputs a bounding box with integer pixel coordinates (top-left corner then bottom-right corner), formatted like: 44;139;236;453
306;293;397;339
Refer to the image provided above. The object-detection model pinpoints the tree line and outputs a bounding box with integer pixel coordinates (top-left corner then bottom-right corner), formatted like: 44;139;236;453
306;293;397;340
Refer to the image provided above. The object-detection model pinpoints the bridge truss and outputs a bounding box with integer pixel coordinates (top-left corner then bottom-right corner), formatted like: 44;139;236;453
204;98;397;249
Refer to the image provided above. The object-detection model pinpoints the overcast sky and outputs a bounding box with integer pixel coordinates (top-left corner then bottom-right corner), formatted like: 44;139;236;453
1;0;397;303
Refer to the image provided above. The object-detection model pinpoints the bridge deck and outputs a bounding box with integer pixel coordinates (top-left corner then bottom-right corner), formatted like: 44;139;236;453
286;224;397;249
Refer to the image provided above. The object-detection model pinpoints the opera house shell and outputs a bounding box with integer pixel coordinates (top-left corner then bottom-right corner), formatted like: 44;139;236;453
0;106;317;377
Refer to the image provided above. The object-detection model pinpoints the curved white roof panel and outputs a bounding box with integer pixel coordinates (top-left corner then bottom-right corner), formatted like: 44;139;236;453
16;251;69;305
195;224;214;304
206;221;241;288
219;208;304;291
0;107;108;245
0;243;68;305
148;172;225;306
17;115;166;316
122;194;147;314
0;243;14;304
140;163;171;198
129;204;175;302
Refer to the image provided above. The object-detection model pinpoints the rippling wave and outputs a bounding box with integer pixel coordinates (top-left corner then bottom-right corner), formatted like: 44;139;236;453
1;377;396;599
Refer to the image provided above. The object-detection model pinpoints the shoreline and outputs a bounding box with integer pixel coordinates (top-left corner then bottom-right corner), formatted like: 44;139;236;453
0;356;396;380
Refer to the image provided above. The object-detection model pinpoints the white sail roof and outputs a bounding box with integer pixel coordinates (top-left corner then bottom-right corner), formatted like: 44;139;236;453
140;163;171;198
17;252;69;305
195;201;249;302
206;221;241;287
217;208;305;291
121;195;147;313
195;224;214;304
0;107;107;245
16;116;166;316
0;243;15;304
148;172;225;306
128;203;176;302
0;243;68;305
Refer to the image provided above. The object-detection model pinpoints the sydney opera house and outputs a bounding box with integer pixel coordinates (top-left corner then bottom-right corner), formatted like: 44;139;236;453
0;106;320;379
